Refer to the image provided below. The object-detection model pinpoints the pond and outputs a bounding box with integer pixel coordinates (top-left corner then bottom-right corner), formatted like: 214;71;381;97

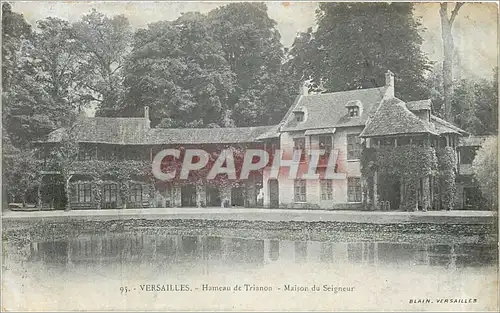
2;223;498;311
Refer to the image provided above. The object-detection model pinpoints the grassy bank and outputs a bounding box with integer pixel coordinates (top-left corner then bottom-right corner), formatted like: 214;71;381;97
2;218;498;248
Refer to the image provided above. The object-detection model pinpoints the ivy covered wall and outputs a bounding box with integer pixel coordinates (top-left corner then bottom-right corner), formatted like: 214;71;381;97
361;144;441;211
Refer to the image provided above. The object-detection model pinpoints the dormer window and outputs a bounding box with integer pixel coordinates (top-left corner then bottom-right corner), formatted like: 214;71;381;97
295;112;304;122
345;100;362;117
293;107;305;122
348;106;359;117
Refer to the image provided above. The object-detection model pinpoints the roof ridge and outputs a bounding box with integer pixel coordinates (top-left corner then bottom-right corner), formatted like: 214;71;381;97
305;86;386;97
151;125;278;131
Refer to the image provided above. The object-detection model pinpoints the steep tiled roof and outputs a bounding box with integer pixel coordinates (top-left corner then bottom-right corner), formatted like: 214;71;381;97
147;126;277;145
281;87;388;131
360;98;438;137
431;115;468;135
39;117;278;145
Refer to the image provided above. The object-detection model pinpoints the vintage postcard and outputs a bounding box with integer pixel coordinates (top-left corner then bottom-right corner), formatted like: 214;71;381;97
1;0;499;311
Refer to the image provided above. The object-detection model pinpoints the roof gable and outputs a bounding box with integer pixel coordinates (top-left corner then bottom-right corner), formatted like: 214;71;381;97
360;98;437;137
281;87;388;131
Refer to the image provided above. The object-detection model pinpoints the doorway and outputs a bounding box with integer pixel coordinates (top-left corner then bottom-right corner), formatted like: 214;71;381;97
231;186;245;207
181;185;197;207
268;179;279;208
206;185;221;207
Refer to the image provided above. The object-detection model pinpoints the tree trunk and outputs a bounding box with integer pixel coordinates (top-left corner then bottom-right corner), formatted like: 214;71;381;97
440;5;454;121
439;3;464;122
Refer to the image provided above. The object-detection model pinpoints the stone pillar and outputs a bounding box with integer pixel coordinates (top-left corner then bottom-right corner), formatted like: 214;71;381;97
220;184;232;208
373;171;378;210
173;185;182;207
400;179;405;211
196;184;206;207
246;179;257;207
422;176;430;210
37;182;42;210
65;175;73;211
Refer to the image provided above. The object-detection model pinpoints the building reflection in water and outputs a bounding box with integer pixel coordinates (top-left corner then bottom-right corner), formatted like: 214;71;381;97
28;233;496;272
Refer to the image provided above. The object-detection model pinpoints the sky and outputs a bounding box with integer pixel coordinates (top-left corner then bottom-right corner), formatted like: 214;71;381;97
9;1;499;80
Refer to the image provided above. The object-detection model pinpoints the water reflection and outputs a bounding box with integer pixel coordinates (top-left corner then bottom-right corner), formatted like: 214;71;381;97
26;233;496;271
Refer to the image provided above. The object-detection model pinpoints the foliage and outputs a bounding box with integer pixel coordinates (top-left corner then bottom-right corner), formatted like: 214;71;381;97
361;145;438;211
2;134;42;206
123;12;235;128
284;2;432;101
72;9;132;116
373;145;437;179
120;3;292;128
472;136;498;210
427;63;498;135
2;2;32;90
451;70;498;135
2;3;58;148
207;3;292;126
436;147;457;210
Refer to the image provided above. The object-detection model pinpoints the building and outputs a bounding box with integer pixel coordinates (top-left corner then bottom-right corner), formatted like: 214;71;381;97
33;71;491;211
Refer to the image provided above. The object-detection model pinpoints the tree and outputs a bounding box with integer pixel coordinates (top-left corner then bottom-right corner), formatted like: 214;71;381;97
2;2;32;90
439;2;464;121
472;136;498;210
72;9;132;116
47;120;80;211
285;2;431;101
208;3;292;126
30;17;89;114
123;12;235;128
2;132;42;208
450;67;498;135
2;16;85;148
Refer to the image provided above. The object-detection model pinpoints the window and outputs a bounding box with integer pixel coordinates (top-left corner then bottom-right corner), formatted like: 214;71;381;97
103;184;118;203
129;184;143;203
397;137;411;146
319;135;333;157
295;112;304;122
77;183;92;203
294;179;307;202
412;137;423;146
347;177;362;202
348;106;359;117
347;134;362;160
460;147;477;164
293;137;306;162
98;146;119;161
320;179;333;200
379;138;394;147
78;145;95;161
125;147;145;161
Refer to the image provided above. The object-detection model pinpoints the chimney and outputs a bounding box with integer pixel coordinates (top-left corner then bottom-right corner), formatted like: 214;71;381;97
299;81;309;96
144;106;150;128
385;70;395;98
